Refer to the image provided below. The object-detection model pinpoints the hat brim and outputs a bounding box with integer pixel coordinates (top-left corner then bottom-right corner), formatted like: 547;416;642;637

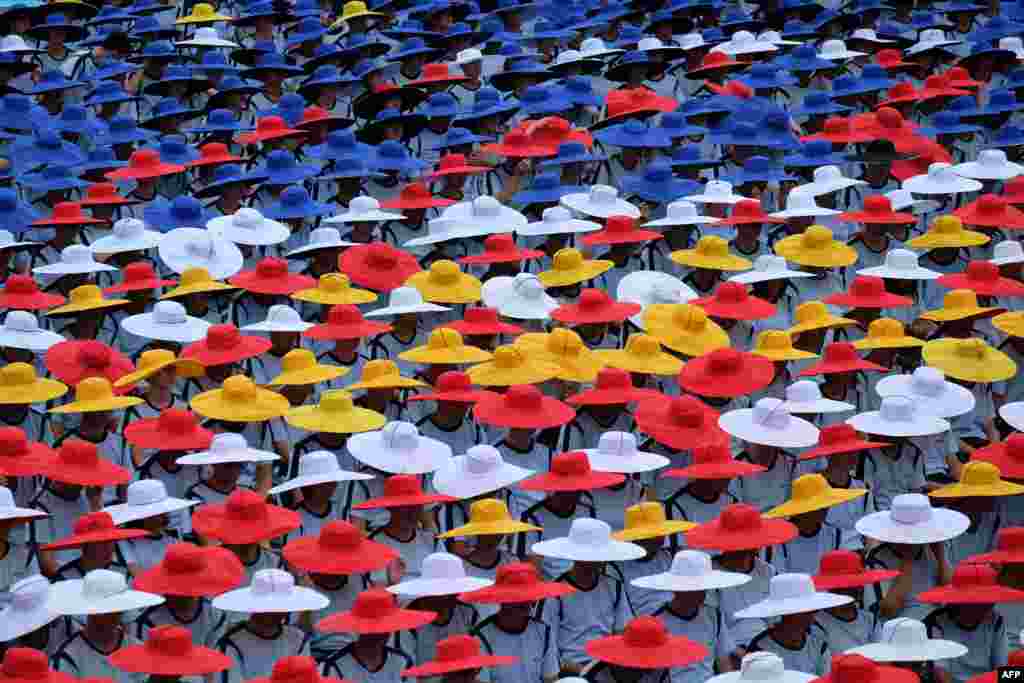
0;377;68;404
0;602;59;642
268;468;374;495
630;568;751;592
846;411;950;438
388;575;492;598
706;670;815;683
765;488;867;518
919;584;1024;604
782;398;856;415
432;456;533;499
49;394;143;413
458;579;574;604
283;535;398;575
686;517;798;552
530;536;645;562
857;264;941;280
51;582;165;616
286;405;387;434
812;568;901;591
121;313;211;344
269;364;349;386
875;375;976;419
734;590;853;619
585;633;710;670
176;445;279;465
438;518;541;538
922;340;1017;383
212;585;330;613
855;507;970;544
559;193;641;219
583;450;670;474
680;357;776;399
844;639;968;663
788;314;858;335
317;607;436;634
346;430;452;474
109;645;232;676
589;351;682;376
670;252;753;272
729;269;815;285
182;336;272;367
364;302;452;317
102;497;198;525
292;288;378;306
190;387;290;422
192;503;300;545
158;229;245;280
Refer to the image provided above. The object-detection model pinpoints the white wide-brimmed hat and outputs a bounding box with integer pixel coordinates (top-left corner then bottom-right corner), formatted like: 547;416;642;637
850;28;894;44
560;185;641;219
481;273;558;320
0;35;41;54
286;227;355;258
1001;36;1024;58
719;398;820;449
706;653;816;683
617;271;696;328
208;208;290;247
798;166;866;196
531;517;645;562
769;192;841;219
519;206;602;236
0;486;45;522
212;569;328;613
716;30;779;55
781;380;855;415
0;311;64;351
0;575;58;642
845;618;968;663
456;48;483;64
442;196;526;232
1001;402;1024;432
91;218;163;255
728;255;814;285
579;37;624;59
885;189;939;214
51;569;165;616
102;479;197;525
583;431;669;474
404;217;480;247
906;29;961;55
364;286;451;317
158;227;244;279
241;304;314;333
875;367;975;419
175;26;239;48
847;396;950;438
346;421;453;474
734;573;852;619
432;445;533;499
269;451;373;495
121;300;211;343
855;493;970;545
992;241;1024;266
644;200;721;227
327;196;405;224
903;162;983;195
388;553;493;598
177;433;280;466
953;149;1024;182
0;230;40;252
686;180;749;205
817;39;866;60
33;244;118;275
632;550;751;592
858;249;941;280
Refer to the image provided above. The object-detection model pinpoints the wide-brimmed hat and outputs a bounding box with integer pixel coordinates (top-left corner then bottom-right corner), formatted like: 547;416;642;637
44;285;129;319
693;282;777;322
631;549;751;592
752;332;819;363
797;165;866;196
681;349;775;399
269;451;372;496
230;259;316;297
719;398;820;449
581;431;669;475
213;568;328;614
106;149;185;181
775;225;858;268
465;345;559;387
347;360;427;391
852;318;924;351
407;371;497;405
729;256;814;287
0;278;64;313
671;236;752;272
438;498;540;539
846;617;968;663
102;260;173;298
840;196;917;225
858;249;941;281
389;553;492;598
922;290;1004;325
33;245;117;277
114;349;202;390
967;526;1024;565
404;261;482;306
519;451;625;493
182;324;271;367
207;208;290;248
121;301;211;345
268;350;348;386
957;195;1024;231
41;439;131;487
283;521;398;576
50;377;142;414
0;362;67;405
585;617;710;670
519;206;601;238
799;342;889;377
537;248;613;289
809;656;920;683
825;276;914;311
973;432;1024;479
611;502;694;542
0;577;59;642
908;216;990;252
800;423;891;461
687;503;799;551
193;489;300;545
101;480;196;526
954;149;1024;181
920;563;1024;605
930;461;1024;498
856;493;970;544
474;384;575;429
512;329;604;383
781;380;854;415
190;374;290;423
0;484;44;524
176;432;278;467
432;445;532;500
363;286;449;318
706;653;816;683
560;185;641;219
553;289;641;326
133;542;244;597
532;517;644;562
766;474;867;518
459;562;573;604
303;305;390;342
813;550;900;591
0;429;54;478
923;338;1016;383
663;442;766;481
480;274;559;320
110;626;231;677
44;340;134;388
904;162;984;196
635;395;728;452
50;569;164;616
876;367;975;419
160;267;236;301
158;227;244;280
592;335;683;376
317;588;435;634
848;395;951;438
347;421;452;475
939;261;1024;298
403;635;516;679
735;572;853;619
286;390;387;435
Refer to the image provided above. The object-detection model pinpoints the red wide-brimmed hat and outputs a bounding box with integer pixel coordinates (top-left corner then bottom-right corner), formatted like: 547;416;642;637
189;143;242;168
945;66;984;90
473;384;576;429
133;543;244;597
123;408;214;451
552;289;642;325
0;649;76;683
0;427;53;477
876;48;915;70
679;348;775;398
800;423;890;461
566;367;662;406
0;275;65;310
824;276;914;310
110;626;233;676
317;588;436;634
634;395;727;451
972;433;1024;479
519;451;625;492
32;202;107;228
103;262;177;295
718;200;784;226
283;520;398;575
459;235;543;266
938;261;1024;298
353;474;456;510
45;340;134;387
79;183;137;207
582;215;662;247
686;503;798;551
663;442;766;480
687;50;745;79
866;106;921;142
919;73;970;101
1003;177;1024;206
229;258;317;296
42;511;148;551
813;550;900;590
408;371;497;404
426;153;488;178
955;195;1024;230
248;657;350;683
191;489;301;545
106;149;186;180
802;117;874;144
408;63;469;88
442;307;524;337
812;655;919;683
43;439;131;487
339;242;422;292
878;81;921;107
692;282;777;321
236;116;307;145
586;616;709;670
967;527;1024;565
920;563;1024;604
459;562;575;604
181;324;272;367
403;635;517;678
799;342;889;376
839;196;917;225
303;304;392;341
481;129;554;158
380;183;457;210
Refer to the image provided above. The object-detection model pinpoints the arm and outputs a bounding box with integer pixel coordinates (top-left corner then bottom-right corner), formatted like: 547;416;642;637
878;555;916;619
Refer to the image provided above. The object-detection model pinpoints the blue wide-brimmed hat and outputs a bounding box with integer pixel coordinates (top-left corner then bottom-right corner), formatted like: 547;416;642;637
337;32;391;63
987;125;1024;149
390;37;440;61
299;65;356;97
0;189;41;235
140;98;202;129
522;18;575;42
189;109;250;135
659;111;709;138
320;155;387;182
52;105;107;138
371;139;430;174
307;129;375;161
356;108;428;144
428;21;490;47
88;6;140;26
560;76;602;108
262;186;335;220
252;150;321;185
196;163;268;197
740;63;798;90
490;58;553;92
967;15;1024;42
604;50;663;83
131;15;177;39
783;140;849;168
144;196;217;233
419;92;460;119
28;70;85;95
75;146;128;175
88;60;139;82
243;52;305;80
288;16;329;46
518;85;572;116
27;12;87;42
381;18;439;41
84;80;141;108
918;111;983;137
131;40;178;62
269;92;307;126
722;155;797;185
771;45;834;72
791;92;851;117
621;160;701;204
512;172;585;206
206;76;261;108
98;116;156;145
10;129;86;171
973;89;1024;117
195;51;241;75
429;127;493;151
155;136;201;166
143;65;211;99
17;164;89;192
595;119;672;149
453;87;519;124
540;141;606;167
669;146;723;170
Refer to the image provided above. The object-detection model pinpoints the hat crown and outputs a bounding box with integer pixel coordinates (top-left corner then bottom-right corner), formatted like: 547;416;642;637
162;542;208;574
74;375;117;403
428;260;462;285
767;572;816;601
225;487;268;520
325;304;360;326
492;561;542;588
567;516;613;548
695;235;729;259
222;375;259;403
950;563;998;588
360;359;402;383
419;552;469;582
251;568;296;597
112;218;145;240
255;258;288;280
542;206;572;224
720;503;764;532
715;281;748;304
319;389;355;414
966;259;1000;283
790;473;832;501
386;286;426;308
470;196;502;218
10;575;49;612
597;431;638;459
551;451;592;478
81;568;131;601
425;327;465;350
823;341;859;364
979;149;1009;168
623;333;661;358
890;493;935;526
209;431;248;456
465;445;504;476
669;549;714;577
801;225;834;249
206;324;242;351
1;649;49;679
434;634;483;663
737;652;787;682
884;249;922;271
125;478;169;507
879;617;931;648
818;549;865;576
665;201;699;220
58;438;99;467
319;520;363;551
0;426;30;457
146;625;193;657
68;285;105;307
952;337;989;360
978;194;1008;215
61;244;96;266
381;421;420;452
909;366;947;397
622;615;669;648
589;185;619;205
353;587;398;617
281;349;318;374
960;461;1004;488
552;247;585;271
0;362;40;389
593;367;631;392
707;348;744;375
3;277;40;298
668;395;708;428
785;379;823;404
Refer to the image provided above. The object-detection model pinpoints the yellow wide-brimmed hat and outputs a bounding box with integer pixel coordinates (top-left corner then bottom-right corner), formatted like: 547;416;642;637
50;377;143;414
922;338;1017;383
930;461;1024;498
404;260;482;305
329;0;388;30
774;225;858;268
514;328;605;382
538;248;613;288
751;330;819;361
291;273;377;306
594;334;683;375
994;311;1024;338
399;328;493;365
787;301;857;335
286;389;387;434
175;2;231;24
612;502;694;541
466;345;560;386
0;363;68;404
643;303;730;357
114;349;204;389
46;285;129;317
347;359;426;391
190;375;290;422
670;235;752;272
921;289;1003;323
270;349;349;386
764;473;866;518
438;499;541;538
161;267;236;300
907;215;990;250
852;318;926;350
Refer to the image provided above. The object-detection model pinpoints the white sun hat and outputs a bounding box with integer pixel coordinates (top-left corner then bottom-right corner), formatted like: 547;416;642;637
519;206;602;236
560;185;641;219
1000;402;1024;432
850;28;895;44
735;573;852;619
632;550;752;592
769;192;841;219
158;227;244;279
781;380;855;415
90;218;163;255
531;517;646;562
121;300;211;343
583;431;670;474
388;552;493;598
0;575;58;642
644;200;722;228
719;398;820;449
442;196;527;231
817;39;866;60
992;241;1024;266
212;569;328;613
0;311;64;351
456;48;483;65
906;29;962;55
0;486;45;522
1001;36;1024;59
207;208;290;247
51;569;165;616
758;31;801;47
327;195;406;224
404;217;479;247
0;230;40;252
952;149;1024;182
855;493;970;544
716;30;779;56
857;249;941;280
798;166;866;196
101;479;197;525
579;37;624;59
177;433;279;466
617;271;697;328
678;33;707;50
885;189;939;214
175;26;239;48
268;451;373;496
0;35;42;54
875;367;975;419
685;180;750;205
847;396;950;438
364;286;451;317
706;653;816;683
33;244;118;275
346;421;453;474
241;304;314;333
432;444;534;499
481;273;558;320
728;255;814;285
286;227;355;258
845;617;968;663
903;162;984;195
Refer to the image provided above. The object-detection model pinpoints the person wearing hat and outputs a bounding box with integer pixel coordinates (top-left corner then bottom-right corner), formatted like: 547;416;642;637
435;498;536;593
0;575;67;653
271;450;371;537
658;442;761;525
405;371;496;460
811;550;899;655
968;527;1024;650
109;624;235;682
583;614;711;683
402;633;518;682
611;502;692;618
562;368;662;449
847;616;970;683
0;362;67;446
0;485;46;594
101;479;198;573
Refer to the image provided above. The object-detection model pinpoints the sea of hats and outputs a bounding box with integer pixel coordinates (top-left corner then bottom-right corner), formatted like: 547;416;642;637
5;0;1024;682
